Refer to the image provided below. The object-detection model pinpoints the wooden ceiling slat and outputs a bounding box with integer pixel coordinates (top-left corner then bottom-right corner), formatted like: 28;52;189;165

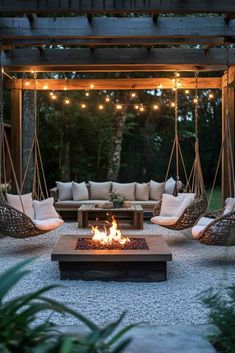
1;0;235;14
3;77;222;90
0;17;235;39
1;48;235;72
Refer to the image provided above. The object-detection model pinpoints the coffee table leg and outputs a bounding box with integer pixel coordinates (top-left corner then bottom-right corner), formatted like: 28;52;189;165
78;210;83;228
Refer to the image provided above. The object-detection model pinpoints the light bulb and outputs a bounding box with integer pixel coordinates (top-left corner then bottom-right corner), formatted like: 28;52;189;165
98;104;104;110
65;99;70;104
176;72;180;77
153;104;159;110
64;87;67;91
49;92;53;96
193;98;198;104
134;105;139;110
209;93;214;99
25;81;30;86
140;106;144;112
51;94;57;100
43;84;48;89
90;84;94;89
185;90;189;94
131;92;136;98
81;103;86;109
85;92;90;97
116;104;122;110
105;96;110;102
171;102;175;107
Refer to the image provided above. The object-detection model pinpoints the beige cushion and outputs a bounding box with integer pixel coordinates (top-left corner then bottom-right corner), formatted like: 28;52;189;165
56;181;73;201
135;183;149;201
89;181;112;200
33;218;64;231
33;197;59;220
112;182;136;201
149;180;165;201
160;193;195;218
151;215;179;226
165;177;176;195
72;181;89;201
6;193;34;219
192;217;213;237
223;197;235;215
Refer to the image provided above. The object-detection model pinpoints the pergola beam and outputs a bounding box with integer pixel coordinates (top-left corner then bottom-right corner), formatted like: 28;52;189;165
0;17;235;40
3;77;222;90
1;0;235;14
2;48;235;72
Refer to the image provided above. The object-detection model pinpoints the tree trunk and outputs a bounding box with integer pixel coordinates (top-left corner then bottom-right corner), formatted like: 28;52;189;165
22;90;34;193
61;113;71;180
107;94;127;180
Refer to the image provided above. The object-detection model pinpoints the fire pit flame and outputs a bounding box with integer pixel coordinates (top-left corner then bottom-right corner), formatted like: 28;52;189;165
91;216;130;246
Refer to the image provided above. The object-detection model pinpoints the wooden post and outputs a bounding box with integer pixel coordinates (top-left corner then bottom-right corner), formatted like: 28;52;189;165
221;75;235;203
11;89;22;189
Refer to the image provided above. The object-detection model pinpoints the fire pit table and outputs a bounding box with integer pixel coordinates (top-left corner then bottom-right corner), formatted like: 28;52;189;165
77;204;143;229
51;234;172;282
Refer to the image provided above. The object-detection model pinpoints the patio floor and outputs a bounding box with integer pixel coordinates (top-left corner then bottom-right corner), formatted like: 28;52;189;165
0;221;234;328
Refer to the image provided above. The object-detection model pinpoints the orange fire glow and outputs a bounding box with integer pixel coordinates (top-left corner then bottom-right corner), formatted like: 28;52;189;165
91;216;130;246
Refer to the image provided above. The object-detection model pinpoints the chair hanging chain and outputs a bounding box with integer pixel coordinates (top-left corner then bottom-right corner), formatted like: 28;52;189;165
33;72;37;136
0;65;3;125
174;71;178;138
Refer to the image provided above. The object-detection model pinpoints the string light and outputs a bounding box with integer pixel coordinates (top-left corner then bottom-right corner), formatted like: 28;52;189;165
98;104;104;110
171;102;175;107
134;105;139;110
49;92;53;96
193;98;198;104
131;92;136;98
153;104;159;110
185;90;189;94
176;72;180;77
85;91;90;97
208;93;214;99
81;103;86;109
25;81;30;86
90;84;94;89
139;106;144;112
51;94;57;100
63;87;67;91
105;96;110;102
116;104;122;110
65;99;70;104
43;84;48;89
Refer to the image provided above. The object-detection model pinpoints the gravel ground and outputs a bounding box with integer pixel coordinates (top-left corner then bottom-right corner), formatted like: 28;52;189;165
0;222;234;327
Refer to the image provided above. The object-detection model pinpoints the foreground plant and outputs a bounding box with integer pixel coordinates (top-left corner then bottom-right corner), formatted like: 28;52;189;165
0;259;135;353
202;285;235;353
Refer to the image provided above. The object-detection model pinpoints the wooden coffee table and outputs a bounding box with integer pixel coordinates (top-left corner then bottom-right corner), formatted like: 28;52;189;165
51;234;172;282
77;204;143;229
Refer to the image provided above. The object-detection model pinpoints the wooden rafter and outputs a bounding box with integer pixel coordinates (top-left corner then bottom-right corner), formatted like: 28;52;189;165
1;0;235;14
3;77;222;90
2;48;235;72
0;17;235;40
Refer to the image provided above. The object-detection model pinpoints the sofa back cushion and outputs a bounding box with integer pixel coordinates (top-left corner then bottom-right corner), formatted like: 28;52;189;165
56;181;73;201
149;180;165;201
33;197;59;220
112;182;136;201
160;193;195;217
6;193;34;219
89;181;112;200
72;181;89;201
135;183;149;201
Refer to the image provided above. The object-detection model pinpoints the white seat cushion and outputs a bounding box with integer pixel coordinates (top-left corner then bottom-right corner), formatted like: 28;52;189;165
6;193;34;219
151;216;179;226
192;217;213;237
33;198;60;220
33;218;64;231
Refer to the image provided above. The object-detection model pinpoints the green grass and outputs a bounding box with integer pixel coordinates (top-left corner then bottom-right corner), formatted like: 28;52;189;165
205;186;222;211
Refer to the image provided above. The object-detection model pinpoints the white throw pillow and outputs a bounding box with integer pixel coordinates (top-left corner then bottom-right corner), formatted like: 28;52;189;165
33;197;60;220
72;181;89;201
33;218;64;231
112;182;136;201
223;197;235;215
165;177;176;195
149;180;165;201
56;181;73;201
89;181;112;200
135;183;149;201
6;193;34;219
160;193;195;218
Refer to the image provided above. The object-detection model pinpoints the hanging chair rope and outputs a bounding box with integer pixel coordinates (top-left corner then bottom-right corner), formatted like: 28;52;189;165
21;72;49;199
208;46;235;207
165;71;189;194
186;70;205;198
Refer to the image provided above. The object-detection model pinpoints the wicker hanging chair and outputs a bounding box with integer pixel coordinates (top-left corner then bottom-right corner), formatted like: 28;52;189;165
0;66;62;238
152;71;208;230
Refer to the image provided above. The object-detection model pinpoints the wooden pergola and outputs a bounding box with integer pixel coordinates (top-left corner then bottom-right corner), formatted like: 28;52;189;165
0;0;235;201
